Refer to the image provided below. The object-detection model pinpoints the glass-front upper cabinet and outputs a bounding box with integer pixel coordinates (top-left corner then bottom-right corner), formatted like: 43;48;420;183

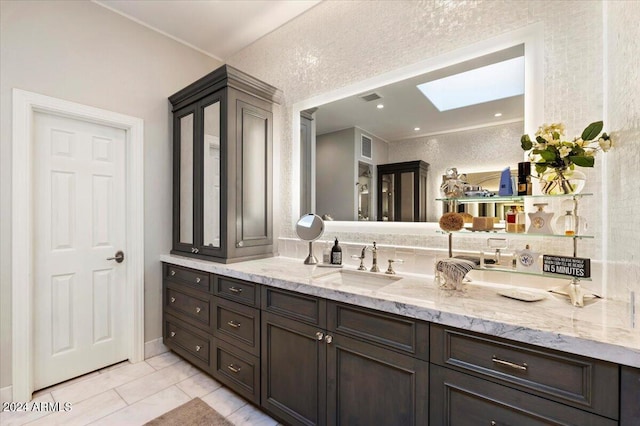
170;65;280;263
173;94;223;257
377;160;429;222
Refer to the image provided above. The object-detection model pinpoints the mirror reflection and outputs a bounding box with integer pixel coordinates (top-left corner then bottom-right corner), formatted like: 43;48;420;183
203;101;221;247
309;44;526;223
179;113;194;244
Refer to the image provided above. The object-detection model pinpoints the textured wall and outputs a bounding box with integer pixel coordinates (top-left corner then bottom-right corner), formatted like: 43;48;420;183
388;121;524;222
605;1;640;308
0;1;219;389
227;0;608;281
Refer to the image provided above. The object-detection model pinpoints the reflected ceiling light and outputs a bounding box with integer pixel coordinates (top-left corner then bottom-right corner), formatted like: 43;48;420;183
494;112;503;117
416;56;524;111
414;127;420;131
376;104;384;109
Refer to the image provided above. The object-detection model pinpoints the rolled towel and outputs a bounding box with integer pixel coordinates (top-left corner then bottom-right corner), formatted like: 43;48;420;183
435;258;477;290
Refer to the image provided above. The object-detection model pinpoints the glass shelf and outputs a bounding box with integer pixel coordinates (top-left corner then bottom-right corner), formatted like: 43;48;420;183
475;265;592;281
436;229;594;239
436;193;593;203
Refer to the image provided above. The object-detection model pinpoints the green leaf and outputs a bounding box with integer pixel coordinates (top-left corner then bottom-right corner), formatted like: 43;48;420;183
520;134;532;150
536;136;547;145
539;150;557;161
569;155;595;167
581;121;603;141
552;131;560;140
535;163;548;175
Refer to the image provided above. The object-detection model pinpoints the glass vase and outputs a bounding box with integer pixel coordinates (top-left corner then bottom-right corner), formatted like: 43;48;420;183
537;168;586;195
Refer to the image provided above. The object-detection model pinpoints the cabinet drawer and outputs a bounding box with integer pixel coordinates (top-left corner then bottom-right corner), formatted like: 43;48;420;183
165;284;212;330
213;297;260;356
262;287;326;327
328;302;429;361
215;275;259;307
431;324;619;419
213;339;260;404
430;364;616;426
164;264;210;292
164;314;211;371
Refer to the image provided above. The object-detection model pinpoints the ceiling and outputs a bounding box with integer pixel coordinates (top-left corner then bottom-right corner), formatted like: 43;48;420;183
315;45;525;142
94;0;321;60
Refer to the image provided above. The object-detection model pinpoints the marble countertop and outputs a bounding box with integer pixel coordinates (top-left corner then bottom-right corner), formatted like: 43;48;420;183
159;254;639;368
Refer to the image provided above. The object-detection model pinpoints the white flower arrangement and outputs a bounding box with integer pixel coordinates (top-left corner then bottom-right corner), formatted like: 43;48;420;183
521;121;612;176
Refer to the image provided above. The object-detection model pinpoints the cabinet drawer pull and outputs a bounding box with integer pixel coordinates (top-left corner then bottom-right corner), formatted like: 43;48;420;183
195;345;201;352
170;331;176;337
196;277;201;283
492;356;528;371
227;364;241;374
170;270;176;276
170;297;176;303
229;286;243;294
491;421;497;426
227;320;241;328
195;307;201;314
315;331;324;341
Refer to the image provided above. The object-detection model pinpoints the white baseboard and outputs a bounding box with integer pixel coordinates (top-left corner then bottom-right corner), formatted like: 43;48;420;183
1;385;12;404
144;337;168;359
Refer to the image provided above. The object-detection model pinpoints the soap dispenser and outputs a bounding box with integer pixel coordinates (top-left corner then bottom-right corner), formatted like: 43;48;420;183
330;238;342;265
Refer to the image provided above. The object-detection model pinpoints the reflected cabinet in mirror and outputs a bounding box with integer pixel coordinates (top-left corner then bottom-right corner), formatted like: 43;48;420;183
171;65;280;263
300;36;542;223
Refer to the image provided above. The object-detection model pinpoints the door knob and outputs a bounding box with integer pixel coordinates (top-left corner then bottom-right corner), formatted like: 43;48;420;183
107;250;124;263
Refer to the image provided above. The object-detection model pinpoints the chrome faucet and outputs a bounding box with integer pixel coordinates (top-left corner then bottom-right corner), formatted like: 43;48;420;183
369;242;380;272
352;246;367;271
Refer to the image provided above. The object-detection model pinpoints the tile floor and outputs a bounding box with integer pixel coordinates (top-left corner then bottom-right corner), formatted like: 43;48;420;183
1;352;280;426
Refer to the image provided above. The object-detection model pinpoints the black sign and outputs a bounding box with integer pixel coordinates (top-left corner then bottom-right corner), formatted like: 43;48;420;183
542;255;591;278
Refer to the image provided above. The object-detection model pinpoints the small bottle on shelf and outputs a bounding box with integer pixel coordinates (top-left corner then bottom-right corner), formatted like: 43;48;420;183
560;210;576;236
506;206;518;233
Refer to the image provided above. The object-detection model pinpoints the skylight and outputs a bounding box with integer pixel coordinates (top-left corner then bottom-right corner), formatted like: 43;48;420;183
417;56;525;111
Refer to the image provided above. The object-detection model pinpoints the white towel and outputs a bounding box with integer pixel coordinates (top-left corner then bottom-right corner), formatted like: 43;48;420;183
435;258;476;290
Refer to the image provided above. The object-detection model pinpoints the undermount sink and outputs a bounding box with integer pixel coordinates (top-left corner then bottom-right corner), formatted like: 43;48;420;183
312;269;403;289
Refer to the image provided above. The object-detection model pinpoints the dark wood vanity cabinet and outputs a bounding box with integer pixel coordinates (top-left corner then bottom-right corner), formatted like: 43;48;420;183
430;324;621;425
260;288;429;426
162;263;261;404
163;263;638;426
170;65;280;263
377;160;429;222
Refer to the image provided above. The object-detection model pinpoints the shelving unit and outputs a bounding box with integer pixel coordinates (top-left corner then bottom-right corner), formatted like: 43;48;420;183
437;193;596;306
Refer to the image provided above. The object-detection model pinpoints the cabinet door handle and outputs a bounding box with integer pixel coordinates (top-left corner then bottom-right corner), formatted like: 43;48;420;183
229;286;243;294
170;270;176;276
325;335;333;344
170;297;176;303
492;356;528;371
227;320;241;328
195;345;201;352
195;307;201;314
170;331;176;337
196;277;201;283
227;364;241;374
491;421;497;426
315;331;324;341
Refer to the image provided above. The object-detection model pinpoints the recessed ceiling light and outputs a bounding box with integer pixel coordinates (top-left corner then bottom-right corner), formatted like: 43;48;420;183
494;112;503;117
376;104;384;109
416;56;525;111
414;127;420;131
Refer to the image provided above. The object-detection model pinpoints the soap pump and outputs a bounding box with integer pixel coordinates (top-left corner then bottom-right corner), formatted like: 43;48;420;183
330;238;342;265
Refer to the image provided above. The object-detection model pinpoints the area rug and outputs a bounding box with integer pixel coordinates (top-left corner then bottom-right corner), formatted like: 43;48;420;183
145;397;233;426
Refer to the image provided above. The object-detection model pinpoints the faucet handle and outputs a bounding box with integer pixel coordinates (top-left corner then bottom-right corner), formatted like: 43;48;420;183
385;259;404;275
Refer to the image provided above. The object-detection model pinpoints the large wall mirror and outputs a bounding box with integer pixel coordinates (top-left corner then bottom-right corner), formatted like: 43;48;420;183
294;25;543;226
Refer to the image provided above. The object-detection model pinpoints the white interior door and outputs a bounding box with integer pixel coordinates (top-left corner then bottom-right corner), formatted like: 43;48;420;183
33;111;128;390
